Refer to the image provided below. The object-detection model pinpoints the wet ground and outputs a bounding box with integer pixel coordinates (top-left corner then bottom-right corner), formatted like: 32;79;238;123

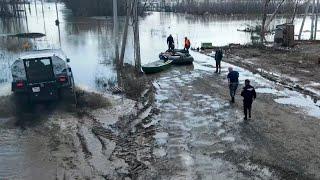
150;68;276;179
141;52;320;179
1;1;320;179
0;52;320;179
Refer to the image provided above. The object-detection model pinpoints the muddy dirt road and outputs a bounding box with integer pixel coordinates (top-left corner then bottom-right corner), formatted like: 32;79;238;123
0;52;320;179
146;52;320;179
0;92;155;179
201;42;320;100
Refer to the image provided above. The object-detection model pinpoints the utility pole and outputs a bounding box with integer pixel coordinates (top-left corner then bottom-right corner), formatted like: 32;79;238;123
299;0;312;40
315;0;319;39
55;1;61;47
133;0;141;71
119;0;132;67
113;0;119;63
55;1;59;22
310;0;316;40
41;0;46;34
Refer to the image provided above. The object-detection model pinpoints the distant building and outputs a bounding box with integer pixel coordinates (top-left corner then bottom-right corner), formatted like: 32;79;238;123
141;0;178;8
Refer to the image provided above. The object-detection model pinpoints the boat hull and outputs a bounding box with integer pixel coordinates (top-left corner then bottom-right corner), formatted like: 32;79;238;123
142;60;172;74
159;51;194;65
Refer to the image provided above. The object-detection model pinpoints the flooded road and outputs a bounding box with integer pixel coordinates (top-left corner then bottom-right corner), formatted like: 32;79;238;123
146;52;320;179
0;1;320;179
152;67;275;179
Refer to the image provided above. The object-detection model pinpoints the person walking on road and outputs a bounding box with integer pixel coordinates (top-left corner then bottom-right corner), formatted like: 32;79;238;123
227;67;239;103
167;34;175;51
241;79;256;120
214;49;223;73
184;37;191;52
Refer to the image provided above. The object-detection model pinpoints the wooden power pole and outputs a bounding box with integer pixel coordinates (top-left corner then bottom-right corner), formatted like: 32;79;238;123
133;0;141;71
315;0;319;39
113;0;119;62
119;0;132;67
310;0;316;40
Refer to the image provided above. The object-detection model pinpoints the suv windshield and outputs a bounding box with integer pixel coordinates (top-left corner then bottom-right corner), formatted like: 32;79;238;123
24;58;55;83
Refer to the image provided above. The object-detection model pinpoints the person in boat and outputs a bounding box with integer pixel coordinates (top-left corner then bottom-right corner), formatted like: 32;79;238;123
167;34;175;51
184;37;191;52
241;79;256;120
214;49;223;73
227;67;239;103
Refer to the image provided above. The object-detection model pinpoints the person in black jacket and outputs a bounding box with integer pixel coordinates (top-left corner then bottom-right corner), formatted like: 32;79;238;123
241;79;256;120
214;49;223;73
167;34;174;51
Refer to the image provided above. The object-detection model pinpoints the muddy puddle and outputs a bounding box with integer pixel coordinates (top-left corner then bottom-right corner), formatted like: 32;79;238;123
0;116;56;179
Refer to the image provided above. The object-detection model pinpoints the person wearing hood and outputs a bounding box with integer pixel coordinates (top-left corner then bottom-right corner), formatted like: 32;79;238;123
241;79;257;120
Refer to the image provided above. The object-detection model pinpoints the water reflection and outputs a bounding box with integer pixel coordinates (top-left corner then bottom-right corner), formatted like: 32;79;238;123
0;1;318;94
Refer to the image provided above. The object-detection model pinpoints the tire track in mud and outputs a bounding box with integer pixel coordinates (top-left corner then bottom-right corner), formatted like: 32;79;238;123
57;87;159;179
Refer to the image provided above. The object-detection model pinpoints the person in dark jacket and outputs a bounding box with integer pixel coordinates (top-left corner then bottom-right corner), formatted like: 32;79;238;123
241;79;256;120
214;49;223;73
227;67;239;103
167;34;174;51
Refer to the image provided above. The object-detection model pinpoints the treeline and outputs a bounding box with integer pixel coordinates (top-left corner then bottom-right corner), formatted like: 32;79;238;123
0;0;25;17
63;0;127;16
173;1;306;15
0;1;11;17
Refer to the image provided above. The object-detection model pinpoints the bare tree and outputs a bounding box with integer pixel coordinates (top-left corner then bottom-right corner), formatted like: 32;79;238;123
264;0;286;30
299;0;312;40
291;0;302;23
260;0;270;41
261;0;288;42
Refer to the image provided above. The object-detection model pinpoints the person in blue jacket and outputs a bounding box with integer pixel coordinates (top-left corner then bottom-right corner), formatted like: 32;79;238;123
227;67;239;103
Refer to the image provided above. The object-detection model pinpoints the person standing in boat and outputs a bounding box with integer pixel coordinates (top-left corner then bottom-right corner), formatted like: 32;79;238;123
215;49;223;73
227;67;239;103
167;34;175;51
184;37;191;52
